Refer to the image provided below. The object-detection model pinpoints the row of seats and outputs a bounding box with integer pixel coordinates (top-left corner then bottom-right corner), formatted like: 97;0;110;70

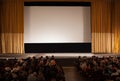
75;56;120;81
0;56;65;81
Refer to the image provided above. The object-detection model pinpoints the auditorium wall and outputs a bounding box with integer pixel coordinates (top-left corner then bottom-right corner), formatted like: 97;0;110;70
0;0;120;54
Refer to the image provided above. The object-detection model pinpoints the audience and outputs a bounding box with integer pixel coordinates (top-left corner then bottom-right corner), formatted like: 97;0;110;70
75;56;120;81
0;56;65;81
4;55;120;81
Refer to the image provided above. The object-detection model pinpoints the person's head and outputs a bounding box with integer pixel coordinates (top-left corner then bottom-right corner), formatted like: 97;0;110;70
33;72;37;76
116;77;120;81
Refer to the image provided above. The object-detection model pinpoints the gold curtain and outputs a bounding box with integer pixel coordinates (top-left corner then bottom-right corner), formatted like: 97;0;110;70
91;0;112;53
0;1;2;53
112;0;120;54
0;0;24;54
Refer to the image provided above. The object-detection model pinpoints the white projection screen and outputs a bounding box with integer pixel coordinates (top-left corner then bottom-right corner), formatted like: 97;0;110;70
24;6;91;43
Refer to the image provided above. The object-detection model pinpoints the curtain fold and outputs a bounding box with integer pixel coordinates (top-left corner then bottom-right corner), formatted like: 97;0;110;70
1;33;24;53
0;1;2;53
112;0;120;54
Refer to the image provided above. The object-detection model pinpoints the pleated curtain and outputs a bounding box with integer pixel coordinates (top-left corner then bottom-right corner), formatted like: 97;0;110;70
0;0;24;54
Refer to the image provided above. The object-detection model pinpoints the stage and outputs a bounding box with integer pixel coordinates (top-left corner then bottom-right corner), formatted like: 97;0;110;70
0;53;120;66
0;53;120;59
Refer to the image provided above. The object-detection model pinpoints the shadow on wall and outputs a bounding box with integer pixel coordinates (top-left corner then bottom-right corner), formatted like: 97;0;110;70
24;7;31;42
83;7;91;43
